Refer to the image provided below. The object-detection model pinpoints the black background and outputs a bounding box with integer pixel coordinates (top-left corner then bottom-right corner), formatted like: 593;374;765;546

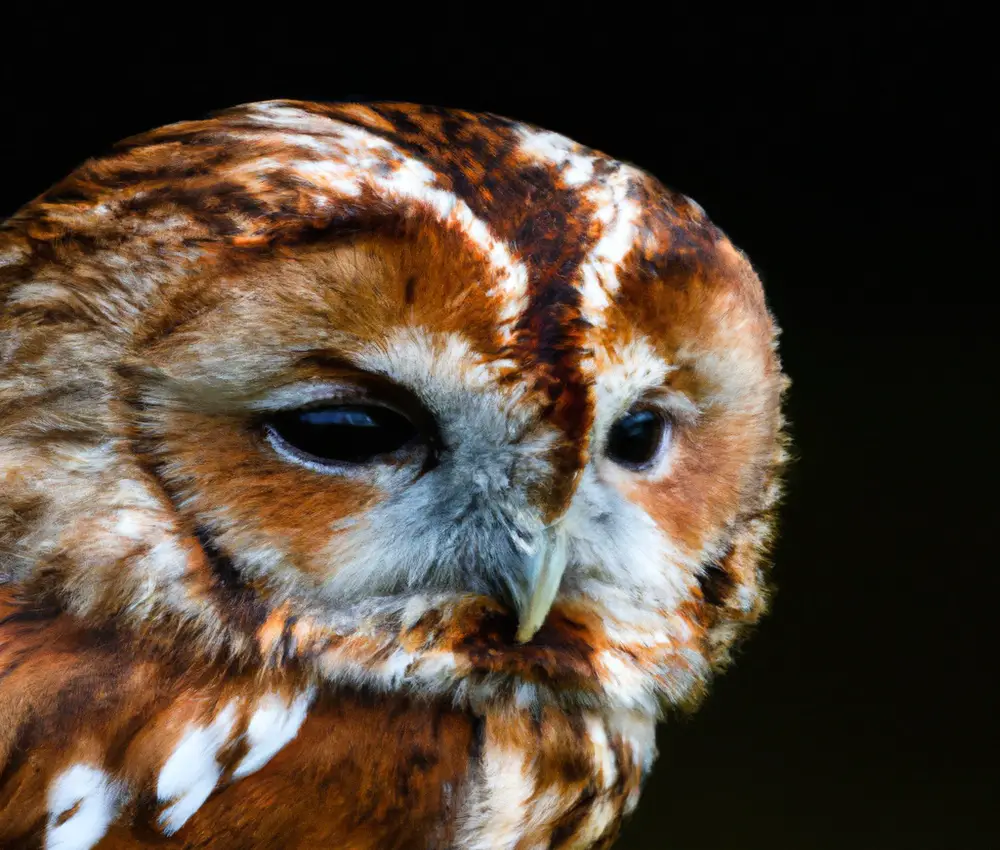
3;10;994;849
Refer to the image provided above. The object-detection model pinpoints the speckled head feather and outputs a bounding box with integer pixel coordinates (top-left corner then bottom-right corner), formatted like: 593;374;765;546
0;101;787;848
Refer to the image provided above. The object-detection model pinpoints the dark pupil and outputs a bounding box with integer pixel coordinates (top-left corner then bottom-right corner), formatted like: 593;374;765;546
269;405;417;463
607;409;665;468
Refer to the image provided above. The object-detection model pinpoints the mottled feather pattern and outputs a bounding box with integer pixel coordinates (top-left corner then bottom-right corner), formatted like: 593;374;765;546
0;100;786;847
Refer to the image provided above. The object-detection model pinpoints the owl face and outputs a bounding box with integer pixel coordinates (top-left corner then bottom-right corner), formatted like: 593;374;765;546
0;101;785;715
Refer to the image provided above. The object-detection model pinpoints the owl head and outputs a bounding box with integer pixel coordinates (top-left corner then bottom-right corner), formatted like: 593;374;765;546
0;101;786;716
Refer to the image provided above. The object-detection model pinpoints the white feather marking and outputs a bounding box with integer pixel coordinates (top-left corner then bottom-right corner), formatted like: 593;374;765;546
291;159;365;197
229;109;531;341
596;651;653;710
242;103;336;132
520;784;571;844
145;537;189;579
458;742;534;849
113;509;144;540
411;651;458;685
46;764;122;850
516;128;596;186
735;583;757;613
232;687;315;780
379;651;417;687
157;700;237;835
515;126;644;328
353;329;495;394
400;594;432;629
113;478;165;510
583;714;618;791
576;165;643;327
374;161;529;333
6;282;78;305
570;797;619;846
606;710;658;777
0;244;27;267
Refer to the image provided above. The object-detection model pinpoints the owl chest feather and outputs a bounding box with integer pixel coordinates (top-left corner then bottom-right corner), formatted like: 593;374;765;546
0;594;653;849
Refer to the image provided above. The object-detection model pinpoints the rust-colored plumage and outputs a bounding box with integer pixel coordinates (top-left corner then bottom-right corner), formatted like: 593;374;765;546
0;101;787;848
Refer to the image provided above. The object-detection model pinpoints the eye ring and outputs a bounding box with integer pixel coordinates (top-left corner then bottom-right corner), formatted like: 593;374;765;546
263;403;424;470
605;407;672;471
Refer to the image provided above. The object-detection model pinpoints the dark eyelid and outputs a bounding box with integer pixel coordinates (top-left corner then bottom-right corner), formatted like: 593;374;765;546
252;366;437;434
293;352;367;375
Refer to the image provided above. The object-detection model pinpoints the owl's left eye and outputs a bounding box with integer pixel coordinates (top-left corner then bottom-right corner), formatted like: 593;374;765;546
606;408;671;470
264;404;420;466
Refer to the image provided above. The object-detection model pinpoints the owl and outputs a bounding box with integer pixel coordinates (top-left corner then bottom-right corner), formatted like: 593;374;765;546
0;101;787;849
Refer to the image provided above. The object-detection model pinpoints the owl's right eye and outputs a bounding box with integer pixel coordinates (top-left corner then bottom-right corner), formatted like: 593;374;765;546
264;404;420;467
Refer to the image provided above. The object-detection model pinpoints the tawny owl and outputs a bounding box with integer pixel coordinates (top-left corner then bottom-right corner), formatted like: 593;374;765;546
0;101;787;849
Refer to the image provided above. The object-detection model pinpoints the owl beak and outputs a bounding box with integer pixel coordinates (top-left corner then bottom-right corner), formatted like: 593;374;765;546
515;525;568;643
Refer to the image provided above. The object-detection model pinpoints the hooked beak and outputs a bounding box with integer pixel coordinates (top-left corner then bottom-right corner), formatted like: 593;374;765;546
515;524;568;643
